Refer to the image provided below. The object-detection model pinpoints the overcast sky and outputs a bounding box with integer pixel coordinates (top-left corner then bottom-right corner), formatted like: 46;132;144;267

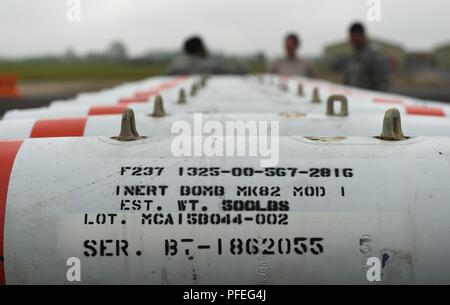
0;0;449;58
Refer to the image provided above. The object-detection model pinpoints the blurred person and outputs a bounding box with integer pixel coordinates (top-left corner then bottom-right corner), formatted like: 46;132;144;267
269;33;313;77
166;36;244;75
343;22;390;91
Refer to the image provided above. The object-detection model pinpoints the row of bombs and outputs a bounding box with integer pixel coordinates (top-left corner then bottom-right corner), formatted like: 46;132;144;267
46;75;449;112
3;72;446;113
1;108;450;284
2;75;450;284
1;94;450;139
3;83;450;120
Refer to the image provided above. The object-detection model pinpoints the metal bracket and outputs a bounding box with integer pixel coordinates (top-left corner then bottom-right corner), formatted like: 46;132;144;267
326;95;349;116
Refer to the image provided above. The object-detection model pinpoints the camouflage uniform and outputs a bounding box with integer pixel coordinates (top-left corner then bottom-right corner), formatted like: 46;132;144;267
344;44;390;91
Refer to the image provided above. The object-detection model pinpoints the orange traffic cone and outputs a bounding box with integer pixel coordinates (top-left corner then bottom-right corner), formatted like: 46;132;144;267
0;75;22;99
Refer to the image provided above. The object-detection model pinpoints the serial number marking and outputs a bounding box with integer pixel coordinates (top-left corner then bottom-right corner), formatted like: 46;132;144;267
139;213;289;225
165;237;325;258
178;167;354;178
